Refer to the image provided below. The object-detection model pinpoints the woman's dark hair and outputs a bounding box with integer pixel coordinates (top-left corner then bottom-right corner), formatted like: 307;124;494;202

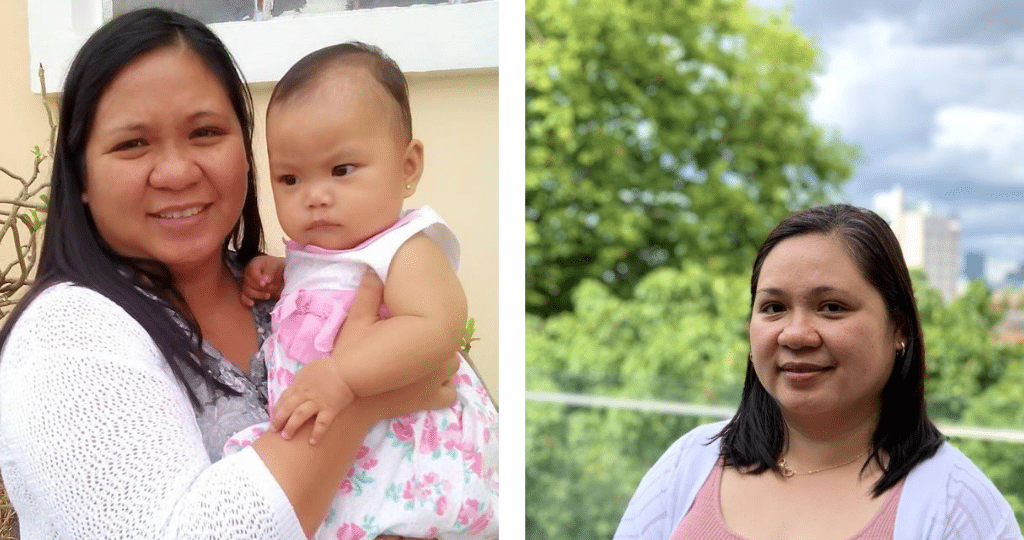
0;8;264;409
715;204;944;497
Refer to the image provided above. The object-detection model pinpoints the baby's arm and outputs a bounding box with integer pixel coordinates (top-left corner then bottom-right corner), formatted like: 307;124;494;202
338;232;467;395
272;233;466;442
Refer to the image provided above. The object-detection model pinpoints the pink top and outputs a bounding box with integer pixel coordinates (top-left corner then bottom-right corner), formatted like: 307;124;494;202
669;459;905;540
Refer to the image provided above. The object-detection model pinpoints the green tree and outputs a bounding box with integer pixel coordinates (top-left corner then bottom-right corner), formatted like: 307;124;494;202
916;276;1024;522
526;265;749;539
918;277;1008;421
525;0;857;315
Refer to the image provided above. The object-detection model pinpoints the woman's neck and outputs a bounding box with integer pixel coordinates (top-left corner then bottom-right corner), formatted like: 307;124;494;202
169;254;260;372
780;409;879;474
170;256;237;314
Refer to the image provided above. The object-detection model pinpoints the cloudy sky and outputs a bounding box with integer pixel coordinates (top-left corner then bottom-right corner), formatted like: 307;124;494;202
748;0;1024;284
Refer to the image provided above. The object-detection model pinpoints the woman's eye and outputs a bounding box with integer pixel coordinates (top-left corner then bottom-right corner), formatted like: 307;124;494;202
112;139;145;152
821;302;845;313
192;127;223;138
278;175;299;186
332;164;355;176
759;302;784;314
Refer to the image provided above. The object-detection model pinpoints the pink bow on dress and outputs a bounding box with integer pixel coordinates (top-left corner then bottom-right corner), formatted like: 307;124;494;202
272;289;356;364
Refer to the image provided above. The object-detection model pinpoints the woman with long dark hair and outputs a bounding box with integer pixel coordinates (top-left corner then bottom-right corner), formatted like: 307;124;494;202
614;204;1020;539
0;8;456;538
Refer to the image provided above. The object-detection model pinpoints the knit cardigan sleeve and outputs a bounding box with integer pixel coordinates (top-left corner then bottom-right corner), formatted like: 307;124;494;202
0;284;305;539
612;422;725;540
897;441;1023;539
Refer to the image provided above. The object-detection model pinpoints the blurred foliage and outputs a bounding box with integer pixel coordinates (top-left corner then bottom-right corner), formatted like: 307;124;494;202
919;277;1024;521
918;277;1018;422
525;0;857;316
527;266;749;402
526;266;748;539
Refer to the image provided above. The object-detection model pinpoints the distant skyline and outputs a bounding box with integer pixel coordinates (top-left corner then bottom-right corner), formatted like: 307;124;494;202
747;0;1024;285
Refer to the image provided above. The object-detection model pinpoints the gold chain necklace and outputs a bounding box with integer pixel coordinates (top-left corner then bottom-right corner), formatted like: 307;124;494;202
778;449;869;477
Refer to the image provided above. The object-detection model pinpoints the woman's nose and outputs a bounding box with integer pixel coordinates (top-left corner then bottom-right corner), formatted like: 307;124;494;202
777;312;822;350
149;146;201;190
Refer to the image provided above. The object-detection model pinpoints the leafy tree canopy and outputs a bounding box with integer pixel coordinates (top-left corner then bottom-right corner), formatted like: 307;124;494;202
525;0;858;315
526;264;749;539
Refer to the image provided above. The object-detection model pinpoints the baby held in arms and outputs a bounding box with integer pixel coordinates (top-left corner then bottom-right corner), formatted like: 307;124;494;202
224;42;498;540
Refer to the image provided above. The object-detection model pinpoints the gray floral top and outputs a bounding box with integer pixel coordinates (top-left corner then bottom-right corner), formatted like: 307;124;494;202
186;299;274;461
134;257;275;461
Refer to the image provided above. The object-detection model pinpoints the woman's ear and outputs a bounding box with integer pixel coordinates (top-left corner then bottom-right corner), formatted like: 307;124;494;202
402;139;424;198
894;323;907;355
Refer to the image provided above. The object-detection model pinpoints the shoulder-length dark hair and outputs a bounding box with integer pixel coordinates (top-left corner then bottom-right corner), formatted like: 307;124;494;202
715;204;944;497
0;8;264;409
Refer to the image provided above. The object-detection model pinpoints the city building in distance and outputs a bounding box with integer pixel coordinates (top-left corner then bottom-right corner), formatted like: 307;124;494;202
874;186;961;302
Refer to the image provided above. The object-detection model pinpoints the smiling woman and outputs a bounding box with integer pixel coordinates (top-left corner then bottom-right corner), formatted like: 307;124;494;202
614;204;1022;540
0;8;457;539
749;234;901;430
82;44;251;276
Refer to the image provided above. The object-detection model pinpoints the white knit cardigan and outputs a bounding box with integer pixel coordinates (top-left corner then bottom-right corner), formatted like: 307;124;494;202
614;421;1023;540
0;284;305;539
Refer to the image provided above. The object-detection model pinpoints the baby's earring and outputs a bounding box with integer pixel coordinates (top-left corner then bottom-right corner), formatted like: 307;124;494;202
405;184;411;190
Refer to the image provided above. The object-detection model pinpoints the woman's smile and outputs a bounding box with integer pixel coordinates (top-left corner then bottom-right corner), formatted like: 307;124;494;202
749;233;903;422
778;361;835;385
151;203;208;220
83;45;248;270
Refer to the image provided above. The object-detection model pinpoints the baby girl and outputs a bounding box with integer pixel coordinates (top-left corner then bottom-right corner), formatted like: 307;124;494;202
224;42;498;540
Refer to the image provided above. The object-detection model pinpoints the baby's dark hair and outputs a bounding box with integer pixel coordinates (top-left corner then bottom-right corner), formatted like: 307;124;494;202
270;42;412;142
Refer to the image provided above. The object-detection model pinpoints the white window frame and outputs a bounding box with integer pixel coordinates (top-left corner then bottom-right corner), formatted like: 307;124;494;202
27;0;498;93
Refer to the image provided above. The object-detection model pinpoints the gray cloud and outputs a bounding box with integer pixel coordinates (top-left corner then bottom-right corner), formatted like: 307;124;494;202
911;0;1024;45
748;0;1024;278
758;0;1024;46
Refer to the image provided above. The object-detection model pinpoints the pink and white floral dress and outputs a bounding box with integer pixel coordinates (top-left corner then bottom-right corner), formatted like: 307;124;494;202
225;206;499;540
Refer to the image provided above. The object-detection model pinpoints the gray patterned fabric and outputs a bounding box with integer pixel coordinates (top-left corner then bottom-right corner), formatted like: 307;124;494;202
188;300;273;461
130;256;274;461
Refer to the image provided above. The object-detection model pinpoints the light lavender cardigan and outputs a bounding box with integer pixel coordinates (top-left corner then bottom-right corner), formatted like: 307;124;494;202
613;421;1022;540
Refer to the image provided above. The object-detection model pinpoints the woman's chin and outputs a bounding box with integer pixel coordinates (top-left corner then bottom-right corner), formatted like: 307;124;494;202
144;239;227;272
772;389;836;419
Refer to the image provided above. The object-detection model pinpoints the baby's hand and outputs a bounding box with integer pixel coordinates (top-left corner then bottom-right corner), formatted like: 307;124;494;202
240;255;285;307
272;357;356;444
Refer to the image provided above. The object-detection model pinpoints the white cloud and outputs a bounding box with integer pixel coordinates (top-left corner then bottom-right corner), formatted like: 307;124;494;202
809;18;913;134
883;106;1024;183
751;0;1024;281
808;17;1024;155
958;203;1024;231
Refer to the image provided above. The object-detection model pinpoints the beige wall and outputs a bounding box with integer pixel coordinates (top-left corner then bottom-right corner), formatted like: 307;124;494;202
0;4;51;183
0;2;498;401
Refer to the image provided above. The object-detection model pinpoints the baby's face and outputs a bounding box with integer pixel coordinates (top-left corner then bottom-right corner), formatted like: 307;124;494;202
266;69;417;250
